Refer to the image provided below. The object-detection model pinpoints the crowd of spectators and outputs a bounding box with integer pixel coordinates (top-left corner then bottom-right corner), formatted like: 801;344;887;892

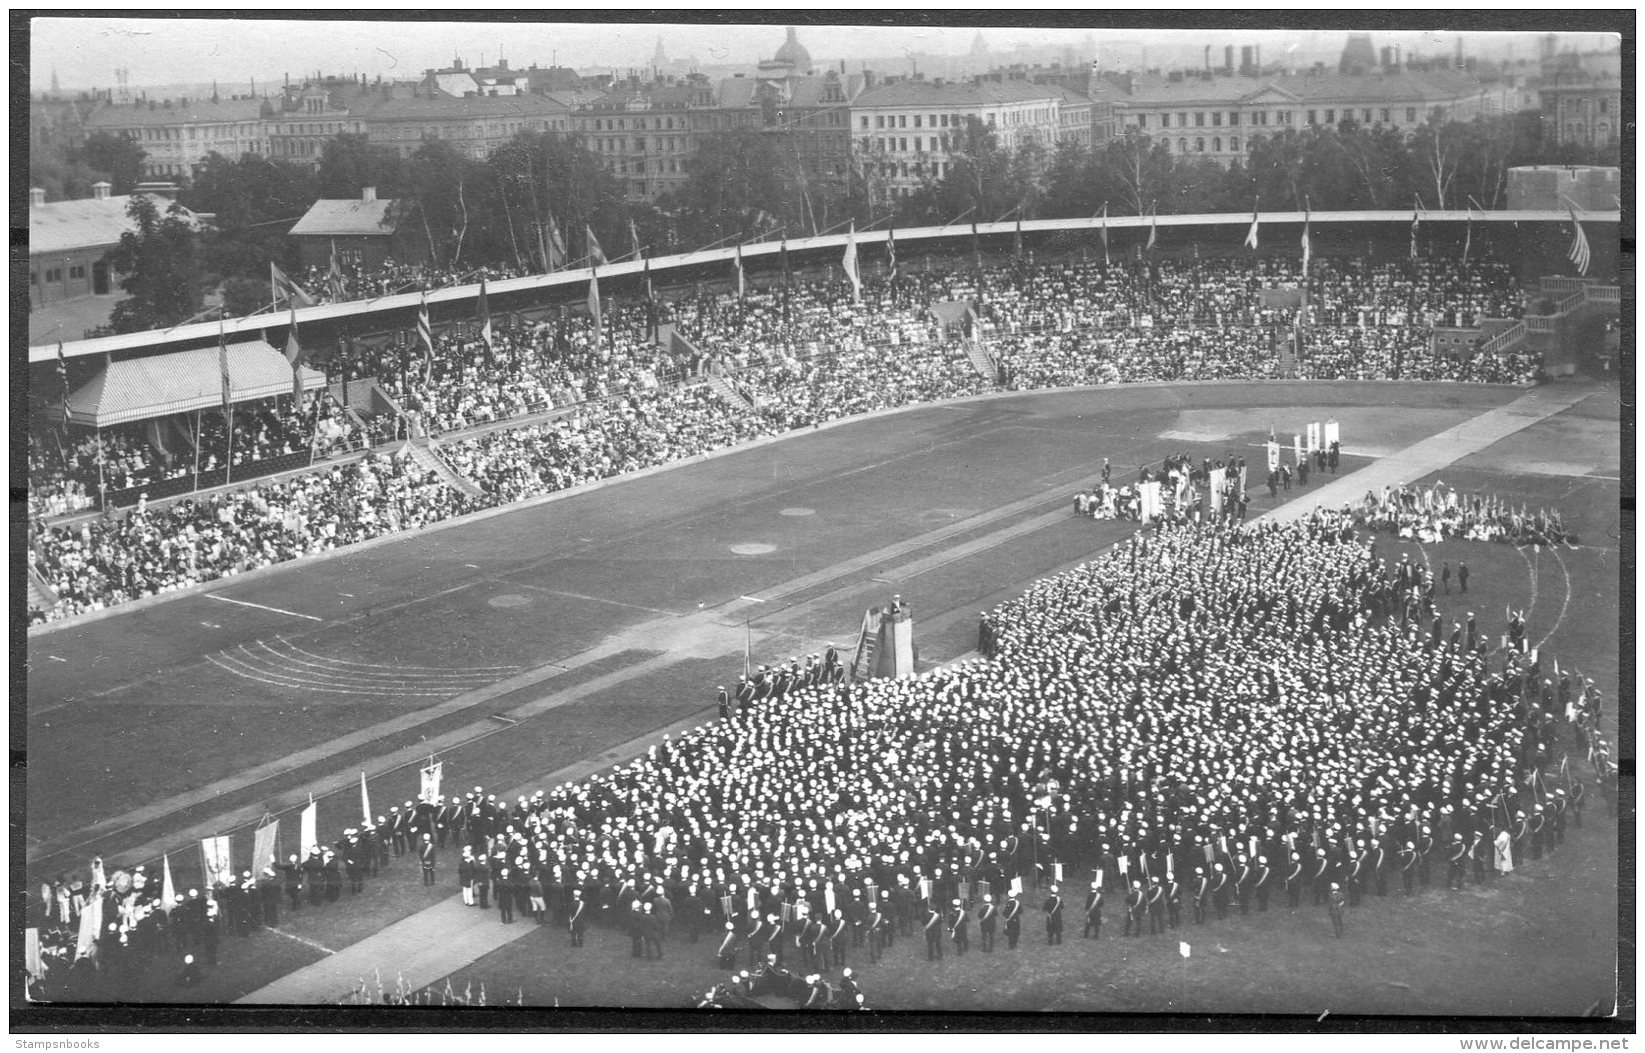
29;252;1545;624
298;259;533;306
28;449;489;624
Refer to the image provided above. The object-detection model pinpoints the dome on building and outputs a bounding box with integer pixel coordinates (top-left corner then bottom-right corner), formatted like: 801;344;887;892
774;27;811;71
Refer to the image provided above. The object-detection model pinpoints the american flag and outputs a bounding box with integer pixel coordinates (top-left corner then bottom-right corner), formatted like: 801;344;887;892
1567;207;1591;276
417;291;434;383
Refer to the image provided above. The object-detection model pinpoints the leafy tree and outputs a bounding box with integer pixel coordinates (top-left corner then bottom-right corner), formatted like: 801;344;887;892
106;195;206;332
78;132;147;194
183;152;319;285
316;133;407;200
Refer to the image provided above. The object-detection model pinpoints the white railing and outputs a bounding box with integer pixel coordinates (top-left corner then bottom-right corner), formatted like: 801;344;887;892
1479;320;1527;357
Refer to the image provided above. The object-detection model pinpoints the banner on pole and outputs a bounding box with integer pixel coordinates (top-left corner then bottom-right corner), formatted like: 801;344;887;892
420;761;444;804
1010;876;1023;896
74;894;104;960
300;801;318;854
200;836;233;887
1179;941;1191;959
1307;421;1322;452
1266;440;1281;472
253;820;281;873
1324;420;1340;447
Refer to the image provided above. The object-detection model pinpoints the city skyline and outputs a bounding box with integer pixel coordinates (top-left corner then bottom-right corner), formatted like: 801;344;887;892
30;17;1618;95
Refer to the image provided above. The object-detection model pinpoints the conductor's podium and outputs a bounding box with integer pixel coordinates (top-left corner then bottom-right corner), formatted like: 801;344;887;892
848;595;915;681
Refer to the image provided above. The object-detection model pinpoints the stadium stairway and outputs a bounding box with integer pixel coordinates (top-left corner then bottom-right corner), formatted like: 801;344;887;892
703;372;758;414
961;337;999;383
27;565;59;613
1276;335;1300;379
408;440;486;499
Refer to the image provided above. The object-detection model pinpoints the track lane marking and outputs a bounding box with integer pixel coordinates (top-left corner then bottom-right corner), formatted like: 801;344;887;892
206;595;323;621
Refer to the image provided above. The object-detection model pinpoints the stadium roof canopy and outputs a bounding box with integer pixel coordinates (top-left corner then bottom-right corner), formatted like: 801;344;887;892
64;340;326;427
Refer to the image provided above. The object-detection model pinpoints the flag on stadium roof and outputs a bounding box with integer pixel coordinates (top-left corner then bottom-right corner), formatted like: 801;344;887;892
735;240;746;301
1410;198;1420;260
886;224;897;283
477;277;495;367
588;266;603;346
629;218;644;262
327;238;345;301
1098;203;1109;266
1244;205;1259;251
284;305;303;403
842;222;861;304
218;317;233;417
270;261;315;309
1146;206;1157;252
1300;206;1312;276
586;225;606;267
417;291;434;383
57;341;69;426
1461;208;1472;270
1567;207;1591;276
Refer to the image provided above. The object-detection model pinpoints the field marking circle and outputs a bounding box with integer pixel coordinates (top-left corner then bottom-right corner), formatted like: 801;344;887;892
779;507;816;517
730;543;777;555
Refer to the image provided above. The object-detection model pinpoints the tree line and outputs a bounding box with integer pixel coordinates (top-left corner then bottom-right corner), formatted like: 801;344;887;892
95;110;1614;333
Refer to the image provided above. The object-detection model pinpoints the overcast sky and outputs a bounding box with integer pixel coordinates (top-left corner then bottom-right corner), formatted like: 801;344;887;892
30;15;1617;94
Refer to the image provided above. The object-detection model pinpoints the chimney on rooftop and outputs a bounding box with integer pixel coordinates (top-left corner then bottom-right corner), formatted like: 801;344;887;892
30;187;45;207
92;181;111;201
1225;45;1234;72
362;186;377;203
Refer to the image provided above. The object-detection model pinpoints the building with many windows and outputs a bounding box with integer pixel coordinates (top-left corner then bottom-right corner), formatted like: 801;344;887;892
573;75;714;201
82;95;273;180
1536;48;1621;150
849;76;1070;197
361;90;573;160
1113;67;1520;165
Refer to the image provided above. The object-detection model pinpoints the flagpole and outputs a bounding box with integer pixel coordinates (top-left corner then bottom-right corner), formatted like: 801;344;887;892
192;407;202;493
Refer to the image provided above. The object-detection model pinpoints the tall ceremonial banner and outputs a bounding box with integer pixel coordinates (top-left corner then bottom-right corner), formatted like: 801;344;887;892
1209;468;1226;515
1266;440;1281;472
1294;434;1304;466
1324;420;1340;447
1307;421;1322;452
75;893;103;960
25;928;42;980
253;819;280;872
300;799;318;853
361;772;372;825
162;853;177;911
1139;481;1162;520
200;836;233;887
420;760;444;803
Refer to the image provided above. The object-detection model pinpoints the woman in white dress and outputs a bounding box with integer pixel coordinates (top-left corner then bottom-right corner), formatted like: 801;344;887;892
1493;826;1514;875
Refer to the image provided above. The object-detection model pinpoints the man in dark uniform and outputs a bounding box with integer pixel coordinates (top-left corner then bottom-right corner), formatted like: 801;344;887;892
282;855;303;913
568;889;588;947
867;901;888;963
1285;852;1303;908
1447;834;1469;889
1252;856;1271;911
1082;882;1103;939
388;807;407;857
1328;883;1347;937
922;903;944;961
260;866;281;927
1003;892;1023;950
716;686;731;721
1192;867;1210;924
1123;880;1145;937
1458;560;1469;594
1042;885;1063;945
977;895;997;952
827;909;848;970
1166;872;1183;928
419;833;437;887
949;899;969;956
496;867;515;923
1146;878;1165;934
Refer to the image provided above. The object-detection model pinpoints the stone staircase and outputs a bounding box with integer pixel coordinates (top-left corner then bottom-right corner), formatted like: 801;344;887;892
1276;329;1300;379
961;336;998;383
703;372;758;414
27;566;59;613
406;440;485;499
